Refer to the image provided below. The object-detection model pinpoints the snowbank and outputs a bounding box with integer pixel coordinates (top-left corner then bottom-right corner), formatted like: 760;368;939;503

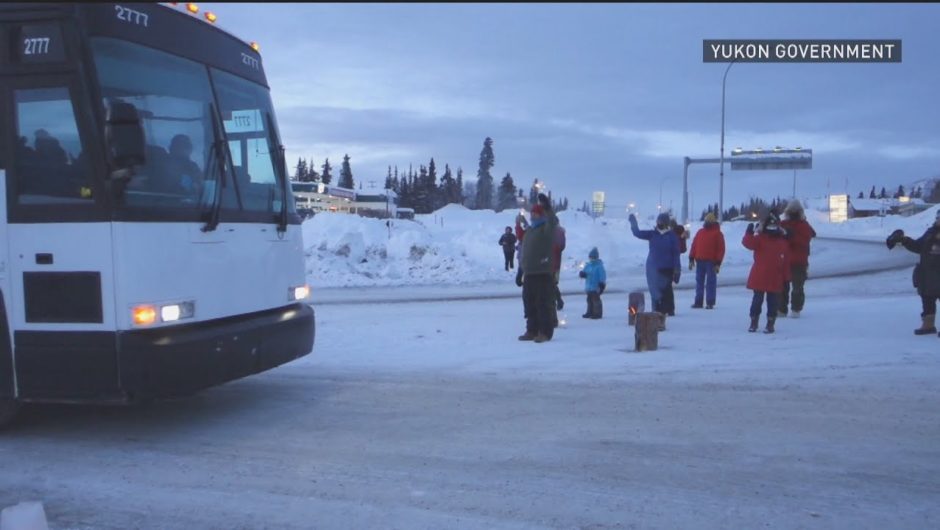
301;204;936;289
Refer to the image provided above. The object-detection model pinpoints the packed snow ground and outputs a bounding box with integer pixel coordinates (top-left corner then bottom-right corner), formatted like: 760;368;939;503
1;268;938;529
302;202;938;292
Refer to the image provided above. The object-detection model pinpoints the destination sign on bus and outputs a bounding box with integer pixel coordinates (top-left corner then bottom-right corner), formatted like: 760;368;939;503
224;109;263;133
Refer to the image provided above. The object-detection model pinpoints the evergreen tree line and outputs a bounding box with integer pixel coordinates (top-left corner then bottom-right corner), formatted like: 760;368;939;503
700;196;795;222
291;137;569;215
855;184;940;202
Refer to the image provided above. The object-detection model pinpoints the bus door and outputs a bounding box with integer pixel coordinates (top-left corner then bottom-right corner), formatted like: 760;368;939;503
2;65;119;400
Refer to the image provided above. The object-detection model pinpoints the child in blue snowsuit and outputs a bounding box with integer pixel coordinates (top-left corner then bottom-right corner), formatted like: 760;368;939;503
579;247;607;319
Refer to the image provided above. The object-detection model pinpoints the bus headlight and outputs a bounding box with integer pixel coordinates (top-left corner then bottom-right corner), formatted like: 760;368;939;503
160;301;195;322
289;285;310;301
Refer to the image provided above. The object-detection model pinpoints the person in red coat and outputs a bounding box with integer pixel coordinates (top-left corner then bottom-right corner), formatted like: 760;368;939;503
742;213;790;333
779;200;816;318
688;212;726;309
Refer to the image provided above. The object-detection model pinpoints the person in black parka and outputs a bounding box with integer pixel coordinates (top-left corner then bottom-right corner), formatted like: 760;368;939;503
888;209;940;336
498;226;518;271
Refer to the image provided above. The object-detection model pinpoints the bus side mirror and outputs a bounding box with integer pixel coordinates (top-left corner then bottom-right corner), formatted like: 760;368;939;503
105;100;145;177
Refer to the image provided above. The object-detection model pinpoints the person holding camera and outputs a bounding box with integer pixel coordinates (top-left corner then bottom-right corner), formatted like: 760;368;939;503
887;209;940;336
742;213;790;333
779;200;817;318
629;212;681;330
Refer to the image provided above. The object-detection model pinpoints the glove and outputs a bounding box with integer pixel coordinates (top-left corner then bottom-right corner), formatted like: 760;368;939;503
598;282;606;295
688;259;695;271
579;270;586;278
746;223;755;234
673;270;680;285
515;270;524;287
715;263;721;275
628;214;637;224
886;229;904;250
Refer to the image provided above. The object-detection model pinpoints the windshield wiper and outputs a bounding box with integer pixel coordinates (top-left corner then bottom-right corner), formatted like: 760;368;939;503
265;112;289;234
202;103;227;233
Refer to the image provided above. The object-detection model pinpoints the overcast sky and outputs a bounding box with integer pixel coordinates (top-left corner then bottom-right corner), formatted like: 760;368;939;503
203;2;940;217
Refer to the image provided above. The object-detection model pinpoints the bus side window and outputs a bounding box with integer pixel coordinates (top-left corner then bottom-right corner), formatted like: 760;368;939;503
13;87;92;204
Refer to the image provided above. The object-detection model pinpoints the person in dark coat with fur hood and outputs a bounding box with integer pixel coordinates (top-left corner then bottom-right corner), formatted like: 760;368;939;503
779;199;817;318
742;213;790;334
887;208;940;337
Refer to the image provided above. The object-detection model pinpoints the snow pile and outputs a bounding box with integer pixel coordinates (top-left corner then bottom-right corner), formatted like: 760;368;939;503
302;204;935;289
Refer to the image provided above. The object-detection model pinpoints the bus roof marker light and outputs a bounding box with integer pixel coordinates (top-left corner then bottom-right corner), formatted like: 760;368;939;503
186;3;199;14
250;42;261;52
204;12;217;23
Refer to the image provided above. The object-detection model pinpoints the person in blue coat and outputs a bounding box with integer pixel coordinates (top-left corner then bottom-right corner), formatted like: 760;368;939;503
579;247;607;319
629;212;681;327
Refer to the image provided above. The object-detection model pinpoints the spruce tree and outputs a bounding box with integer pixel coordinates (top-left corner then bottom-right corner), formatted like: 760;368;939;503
857;191;864;199
440;164;457;205
896;185;906;198
879;187;887;199
321;158;333;185
455;167;464;205
869;186;876;199
529;178;540;206
338;154;354;189
497;172;517;212
385;166;393;190
294;157;307;181
475;137;495;210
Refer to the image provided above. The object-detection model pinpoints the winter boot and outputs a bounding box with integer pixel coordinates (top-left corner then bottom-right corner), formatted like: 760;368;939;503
518;331;537;341
791;310;801;319
764;317;776;334
691;303;704;309
533;333;550;343
706;304;714;310
914;314;937;336
748;316;759;333
658;313;667;332
582;313;591;319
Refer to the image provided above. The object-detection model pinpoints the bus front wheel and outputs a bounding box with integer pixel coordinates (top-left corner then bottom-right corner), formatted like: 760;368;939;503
0;399;18;428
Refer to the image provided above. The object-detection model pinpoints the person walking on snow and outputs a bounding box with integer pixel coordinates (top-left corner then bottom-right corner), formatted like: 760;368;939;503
689;212;726;309
579;247;607;319
887;209;940;337
498;226;517;271
742;213;790;333
518;194;559;343
779;200;816;318
629;212;681;330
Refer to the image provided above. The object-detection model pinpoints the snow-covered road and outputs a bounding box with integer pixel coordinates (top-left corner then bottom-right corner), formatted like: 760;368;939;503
1;268;938;529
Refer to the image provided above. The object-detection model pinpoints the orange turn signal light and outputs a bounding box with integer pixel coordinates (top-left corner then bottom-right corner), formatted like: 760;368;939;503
132;305;157;326
186;3;199;14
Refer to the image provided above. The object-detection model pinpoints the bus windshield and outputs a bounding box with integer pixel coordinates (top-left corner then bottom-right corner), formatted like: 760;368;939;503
210;67;290;217
92;37;220;214
91;37;291;220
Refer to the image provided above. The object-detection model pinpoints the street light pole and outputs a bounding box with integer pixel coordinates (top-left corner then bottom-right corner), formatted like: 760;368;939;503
719;60;735;223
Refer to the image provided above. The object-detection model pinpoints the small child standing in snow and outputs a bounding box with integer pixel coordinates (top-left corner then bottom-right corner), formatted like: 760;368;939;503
579;247;607;319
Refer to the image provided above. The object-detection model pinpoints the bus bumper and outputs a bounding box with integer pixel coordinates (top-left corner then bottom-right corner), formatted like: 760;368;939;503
14;303;315;402
118;303;316;400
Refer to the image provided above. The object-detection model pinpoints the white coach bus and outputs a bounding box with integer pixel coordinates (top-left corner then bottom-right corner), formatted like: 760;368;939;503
0;3;315;425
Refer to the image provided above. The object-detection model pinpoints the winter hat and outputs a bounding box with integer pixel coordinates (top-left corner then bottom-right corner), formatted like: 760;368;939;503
531;204;545;216
588;247;599;259
704;212;717;223
656;212;671;226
